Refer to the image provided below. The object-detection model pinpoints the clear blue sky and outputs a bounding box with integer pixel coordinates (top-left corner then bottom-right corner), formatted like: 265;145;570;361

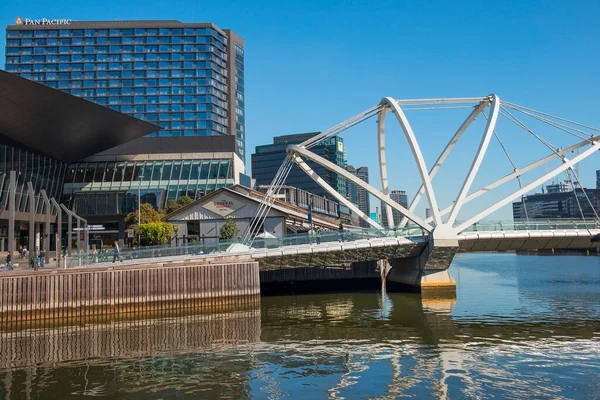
2;0;600;221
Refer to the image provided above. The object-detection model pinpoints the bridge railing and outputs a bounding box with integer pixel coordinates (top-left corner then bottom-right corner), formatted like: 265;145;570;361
459;219;600;232
63;220;599;267
65;227;424;268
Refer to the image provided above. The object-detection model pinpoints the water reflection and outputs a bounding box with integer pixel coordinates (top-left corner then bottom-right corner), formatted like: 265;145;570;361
0;254;599;399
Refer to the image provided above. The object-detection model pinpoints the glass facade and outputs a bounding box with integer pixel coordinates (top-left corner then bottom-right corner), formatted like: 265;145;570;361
0;145;67;214
63;159;235;207
6;23;245;158
252;133;347;199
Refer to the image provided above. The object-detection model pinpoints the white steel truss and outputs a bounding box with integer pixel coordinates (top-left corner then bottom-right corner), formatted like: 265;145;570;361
256;95;600;236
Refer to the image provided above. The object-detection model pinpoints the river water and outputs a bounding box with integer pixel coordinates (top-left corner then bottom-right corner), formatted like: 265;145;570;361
1;253;600;399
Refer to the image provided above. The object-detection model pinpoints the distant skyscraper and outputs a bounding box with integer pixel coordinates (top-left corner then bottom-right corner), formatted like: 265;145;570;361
381;190;408;228
346;166;370;228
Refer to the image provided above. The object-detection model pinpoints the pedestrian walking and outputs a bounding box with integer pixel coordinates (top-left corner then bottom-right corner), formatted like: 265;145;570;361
315;226;321;245
39;249;45;268
18;245;23;259
113;241;122;263
308;226;315;244
3;252;13;271
338;223;344;242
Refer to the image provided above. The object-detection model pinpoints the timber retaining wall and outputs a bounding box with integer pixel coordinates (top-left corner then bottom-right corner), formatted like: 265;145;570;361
0;261;260;323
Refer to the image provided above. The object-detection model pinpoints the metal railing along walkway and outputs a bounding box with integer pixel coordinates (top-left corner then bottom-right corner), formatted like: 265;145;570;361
63;220;600;268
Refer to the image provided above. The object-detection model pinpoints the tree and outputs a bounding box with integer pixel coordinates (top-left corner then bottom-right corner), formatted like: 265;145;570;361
178;195;194;206
164;199;181;215
220;217;239;240
135;222;175;246
125;203;162;228
163;196;195;215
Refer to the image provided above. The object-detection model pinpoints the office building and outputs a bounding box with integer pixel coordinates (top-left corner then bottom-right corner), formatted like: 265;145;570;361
346;166;370;228
380;190;408;228
5;20;247;217
512;183;598;220
251;133;346;198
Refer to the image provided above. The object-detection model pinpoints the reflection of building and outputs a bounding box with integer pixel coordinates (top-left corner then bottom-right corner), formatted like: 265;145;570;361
0;69;158;250
381;190;408;228
513;183;598;220
346;166;370;228
5;20;248;220
251;133;346;198
166;185;341;241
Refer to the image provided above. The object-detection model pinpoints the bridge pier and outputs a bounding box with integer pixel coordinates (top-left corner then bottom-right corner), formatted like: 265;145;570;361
387;226;458;295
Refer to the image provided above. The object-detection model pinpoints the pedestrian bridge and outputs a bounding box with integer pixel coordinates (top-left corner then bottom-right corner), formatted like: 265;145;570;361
71;94;600;293
73;219;600;268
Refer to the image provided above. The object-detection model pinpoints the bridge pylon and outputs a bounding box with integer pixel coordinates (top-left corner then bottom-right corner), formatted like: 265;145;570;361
386;224;458;294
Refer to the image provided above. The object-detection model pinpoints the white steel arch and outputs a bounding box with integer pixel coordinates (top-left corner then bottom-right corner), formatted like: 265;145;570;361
268;95;600;238
377;108;395;228
381;97;444;226
398;102;486;228
446;95;499;225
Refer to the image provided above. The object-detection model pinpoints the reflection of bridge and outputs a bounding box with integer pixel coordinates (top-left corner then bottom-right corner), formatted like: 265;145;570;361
2;292;598;398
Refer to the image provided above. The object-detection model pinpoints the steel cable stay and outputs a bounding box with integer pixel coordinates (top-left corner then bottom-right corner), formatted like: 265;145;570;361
481;111;530;223
305;112;379;150
500;107;561;153
565;167;587;223
303;105;383;150
249;157;294;236
244;158;293;245
503;104;595;142
503;101;600;133
499;105;600;224
400;105;477;111
567;165;600;222
242;155;294;244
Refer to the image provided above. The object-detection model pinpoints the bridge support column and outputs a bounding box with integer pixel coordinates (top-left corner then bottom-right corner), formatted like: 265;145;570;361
387;225;458;295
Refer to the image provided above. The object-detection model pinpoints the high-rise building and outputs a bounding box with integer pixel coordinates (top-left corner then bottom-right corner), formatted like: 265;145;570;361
380;190;408;228
5;20;247;217
346;166;370;228
251;133;346;198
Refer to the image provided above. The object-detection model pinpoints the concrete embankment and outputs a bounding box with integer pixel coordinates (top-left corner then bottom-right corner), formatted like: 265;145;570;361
0;261;260;324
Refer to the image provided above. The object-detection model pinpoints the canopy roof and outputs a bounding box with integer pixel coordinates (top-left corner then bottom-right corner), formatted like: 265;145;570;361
0;69;162;162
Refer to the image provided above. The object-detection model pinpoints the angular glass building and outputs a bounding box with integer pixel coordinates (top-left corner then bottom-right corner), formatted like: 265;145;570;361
0;68;159;250
5;20;247;214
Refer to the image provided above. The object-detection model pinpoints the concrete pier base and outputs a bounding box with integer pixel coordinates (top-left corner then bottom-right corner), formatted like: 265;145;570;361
387;227;458;295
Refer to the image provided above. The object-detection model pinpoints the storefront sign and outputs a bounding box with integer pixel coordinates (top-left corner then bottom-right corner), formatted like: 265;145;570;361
202;193;245;217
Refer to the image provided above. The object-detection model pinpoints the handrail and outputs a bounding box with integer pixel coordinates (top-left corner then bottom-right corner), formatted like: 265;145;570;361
67;220;600;267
